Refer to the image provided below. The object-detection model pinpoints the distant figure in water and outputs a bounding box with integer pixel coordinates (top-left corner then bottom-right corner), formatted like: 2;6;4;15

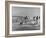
33;16;36;21
20;22;23;24
36;16;38;20
24;16;28;19
24;16;28;23
39;16;40;19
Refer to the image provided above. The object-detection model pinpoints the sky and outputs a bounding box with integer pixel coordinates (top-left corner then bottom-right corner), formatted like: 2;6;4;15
12;7;40;17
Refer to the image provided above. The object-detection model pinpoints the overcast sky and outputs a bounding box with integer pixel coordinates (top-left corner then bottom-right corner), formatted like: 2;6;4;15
12;7;40;17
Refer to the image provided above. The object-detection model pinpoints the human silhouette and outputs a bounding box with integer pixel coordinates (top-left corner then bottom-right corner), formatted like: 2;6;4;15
36;16;38;20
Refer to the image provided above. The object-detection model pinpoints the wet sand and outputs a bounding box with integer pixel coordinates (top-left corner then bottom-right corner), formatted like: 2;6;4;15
12;23;40;31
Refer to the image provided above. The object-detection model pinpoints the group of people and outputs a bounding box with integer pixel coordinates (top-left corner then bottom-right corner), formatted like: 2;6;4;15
33;16;40;21
20;16;29;24
20;16;40;24
16;16;40;25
